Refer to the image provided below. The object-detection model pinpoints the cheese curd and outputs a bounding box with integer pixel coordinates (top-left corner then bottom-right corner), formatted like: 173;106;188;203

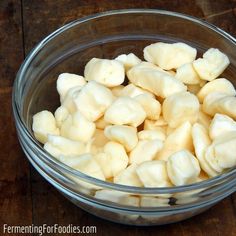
197;78;236;103
203;92;236;119
84;58;125;87
138;130;166;142
61;86;82;113
136;160;171;187
104;96;146;127
57;73;86;102
103;141;129;177
144;119;167;134
175;63;201;85
95;189;140;206
216;96;236;119
33;110;59;144
91;140;129;179
104;125;138;152
197;109;211;129
119;84;154;98
144;42;197;70
129;139;163;164
209;113;236;140
214;136;236;169
167;150;201;186
60;111;96;142
113;164;143;187
59;154;105;181
192;123;218;177
54;106;69;128
44;135;86;158
134;94;161;120
156;122;193;161
74;81;114;121
163;92;200;128
204;145;223;173
127;64;187;98
193;48;230;81
202;92;227;116
115;53;141;71
33;42;236;189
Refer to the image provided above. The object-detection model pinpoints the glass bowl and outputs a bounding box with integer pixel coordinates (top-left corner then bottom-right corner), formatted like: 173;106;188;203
12;9;236;225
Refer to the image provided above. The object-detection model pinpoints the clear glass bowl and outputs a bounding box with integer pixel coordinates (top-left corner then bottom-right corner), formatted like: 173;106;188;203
12;9;236;225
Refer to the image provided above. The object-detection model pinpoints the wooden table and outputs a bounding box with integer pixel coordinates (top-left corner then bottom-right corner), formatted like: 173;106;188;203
0;1;236;235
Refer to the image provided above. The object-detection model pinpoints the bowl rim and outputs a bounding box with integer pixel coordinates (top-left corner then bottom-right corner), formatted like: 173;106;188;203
13;8;236;194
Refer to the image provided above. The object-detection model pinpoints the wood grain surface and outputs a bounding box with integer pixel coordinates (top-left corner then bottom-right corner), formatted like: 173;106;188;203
1;0;236;235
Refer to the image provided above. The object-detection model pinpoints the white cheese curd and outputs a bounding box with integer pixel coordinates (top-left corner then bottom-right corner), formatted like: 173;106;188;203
214;137;236;169
136;160;171;187
104;125;138;152
144;119;167;134
144;42;197;70
203;93;236;119
193;48;230;81
119;83;154;98
129;139;163;164
197;78;236;103
32;110;59;144
163;92;200;128
134;94;161;120
115;53;141;71
127;64;187;98
54;106;69;128
192;123;218;177
113;164;143;187
167;150;201;186
104;96;146;127
60;111;96;142
84;58;125;87
95;189;140;206
74;81;114;121
175;63;201;85
209;113;236;140
61;86;83;113
103;141;129;177
138;130;166;142
58;154;105;181
156;121;193;161
44;135;86;158
57;73;86;101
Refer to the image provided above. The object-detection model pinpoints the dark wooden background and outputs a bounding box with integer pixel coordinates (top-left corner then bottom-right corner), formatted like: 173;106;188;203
0;0;236;235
